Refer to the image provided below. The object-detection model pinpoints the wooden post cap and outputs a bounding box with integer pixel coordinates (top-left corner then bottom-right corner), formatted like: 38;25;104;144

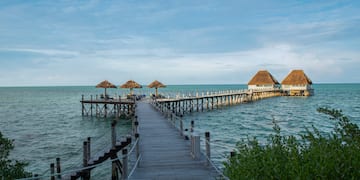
122;148;128;154
205;132;210;137
126;137;132;143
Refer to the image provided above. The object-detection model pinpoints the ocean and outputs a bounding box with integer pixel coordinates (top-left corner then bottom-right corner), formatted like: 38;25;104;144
1;84;359;178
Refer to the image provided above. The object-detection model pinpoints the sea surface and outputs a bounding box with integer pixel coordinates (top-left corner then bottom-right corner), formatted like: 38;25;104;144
1;84;359;178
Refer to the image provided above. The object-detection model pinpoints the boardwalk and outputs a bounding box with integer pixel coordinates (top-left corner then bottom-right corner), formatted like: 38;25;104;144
130;101;219;180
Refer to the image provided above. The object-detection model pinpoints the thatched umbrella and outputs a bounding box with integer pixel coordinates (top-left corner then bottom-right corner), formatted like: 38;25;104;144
148;80;166;97
96;80;117;97
120;80;142;95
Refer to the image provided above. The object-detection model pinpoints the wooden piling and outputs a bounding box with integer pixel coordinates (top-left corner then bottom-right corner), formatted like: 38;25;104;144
87;137;91;161
56;158;61;179
135;133;140;167
81;95;84;116
83;141;88;167
90;95;93;116
205;132;210;166
180;115;184;136
230;151;236;158
190;120;194;133
122;149;128;180
50;163;55;180
111;121;116;148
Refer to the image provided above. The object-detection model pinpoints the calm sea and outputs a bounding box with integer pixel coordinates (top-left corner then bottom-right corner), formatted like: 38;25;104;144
1;84;359;178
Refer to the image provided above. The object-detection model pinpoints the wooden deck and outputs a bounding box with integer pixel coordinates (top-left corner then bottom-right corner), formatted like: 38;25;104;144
130;101;219;180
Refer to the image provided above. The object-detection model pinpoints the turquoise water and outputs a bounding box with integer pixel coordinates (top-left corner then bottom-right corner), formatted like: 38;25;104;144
1;84;359;177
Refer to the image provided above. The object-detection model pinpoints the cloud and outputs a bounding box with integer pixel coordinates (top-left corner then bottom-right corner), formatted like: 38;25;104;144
0;48;79;56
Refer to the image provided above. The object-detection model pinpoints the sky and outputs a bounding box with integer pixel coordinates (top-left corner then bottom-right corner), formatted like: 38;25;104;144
0;0;359;86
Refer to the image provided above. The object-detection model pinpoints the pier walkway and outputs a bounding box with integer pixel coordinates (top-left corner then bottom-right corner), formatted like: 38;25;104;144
130;101;219;179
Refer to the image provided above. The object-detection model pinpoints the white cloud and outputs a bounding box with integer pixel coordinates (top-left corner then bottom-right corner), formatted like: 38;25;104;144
0;48;79;56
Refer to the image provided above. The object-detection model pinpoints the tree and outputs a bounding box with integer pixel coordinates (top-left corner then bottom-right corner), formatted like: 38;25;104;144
0;132;32;179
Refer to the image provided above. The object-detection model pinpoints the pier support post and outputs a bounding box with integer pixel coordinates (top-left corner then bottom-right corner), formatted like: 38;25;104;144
190;120;194;133
205;132;210;166
90;95;93;116
87;137;91;161
191;133;200;160
50;163;55;180
230;151;236;158
111;121;116;148
56;158;61;179
33;174;39;180
122;149;128;180
83;141;88;167
82;141;90;180
81;95;84;116
180;115;184;136
135;133;140;167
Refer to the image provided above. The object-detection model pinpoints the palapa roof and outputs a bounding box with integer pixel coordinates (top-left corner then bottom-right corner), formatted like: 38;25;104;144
281;70;312;85
248;70;279;85
96;80;117;88
120;80;142;88
148;80;166;88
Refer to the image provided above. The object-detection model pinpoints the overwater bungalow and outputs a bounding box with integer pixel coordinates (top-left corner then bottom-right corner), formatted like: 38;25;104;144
248;70;280;90
281;70;314;96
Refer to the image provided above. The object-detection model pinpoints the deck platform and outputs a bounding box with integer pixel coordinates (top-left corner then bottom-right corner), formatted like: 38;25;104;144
130;102;219;180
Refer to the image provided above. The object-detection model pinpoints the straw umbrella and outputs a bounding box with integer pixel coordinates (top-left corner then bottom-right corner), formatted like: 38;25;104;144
120;80;142;95
96;80;117;98
148;80;166;97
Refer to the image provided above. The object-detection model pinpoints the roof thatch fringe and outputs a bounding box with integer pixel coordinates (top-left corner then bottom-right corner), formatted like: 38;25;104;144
281;70;312;85
248;70;279;85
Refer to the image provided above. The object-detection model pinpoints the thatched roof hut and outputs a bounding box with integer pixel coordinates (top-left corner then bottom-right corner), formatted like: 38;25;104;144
248;70;279;86
281;70;312;85
148;80;166;97
281;70;313;96
96;80;116;97
120;80;142;95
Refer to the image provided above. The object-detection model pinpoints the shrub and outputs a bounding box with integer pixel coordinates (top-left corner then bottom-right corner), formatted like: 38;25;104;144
224;107;360;179
0;132;32;179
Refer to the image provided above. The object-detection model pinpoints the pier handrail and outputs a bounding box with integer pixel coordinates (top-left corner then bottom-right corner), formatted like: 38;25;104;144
18;136;141;180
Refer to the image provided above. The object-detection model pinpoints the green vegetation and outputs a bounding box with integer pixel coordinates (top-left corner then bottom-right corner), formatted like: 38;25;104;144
0;132;32;179
224;108;360;179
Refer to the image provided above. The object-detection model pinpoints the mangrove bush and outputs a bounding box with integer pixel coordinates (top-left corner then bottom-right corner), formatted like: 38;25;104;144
224;107;360;179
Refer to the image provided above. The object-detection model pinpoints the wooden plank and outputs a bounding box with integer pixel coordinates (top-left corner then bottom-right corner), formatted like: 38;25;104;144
130;102;219;179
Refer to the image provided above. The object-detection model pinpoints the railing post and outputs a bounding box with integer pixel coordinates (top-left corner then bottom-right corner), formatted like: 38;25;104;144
134;121;139;135
135;133;140;167
50;163;55;180
132;116;137;134
122;149;128;180
190;120;194;133
83;141;88;167
111;121;116;148
191;133;200;160
230;151;236;158
90;95;93;116
180;115;184;136
56;158;61;179
87;137;91;161
205;132;210;166
81;95;84;116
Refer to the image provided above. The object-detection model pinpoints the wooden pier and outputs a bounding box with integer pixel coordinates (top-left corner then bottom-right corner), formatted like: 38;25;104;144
129;102;220;179
155;89;283;115
29;89;285;179
80;95;135;118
